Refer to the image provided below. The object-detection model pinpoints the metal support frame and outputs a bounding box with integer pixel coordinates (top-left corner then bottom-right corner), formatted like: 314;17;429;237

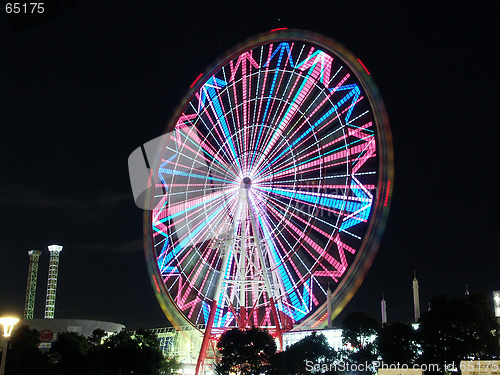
44;245;63;319
23;250;42;319
195;180;283;375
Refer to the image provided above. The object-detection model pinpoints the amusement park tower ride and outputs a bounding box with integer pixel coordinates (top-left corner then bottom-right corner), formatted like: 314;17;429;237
23;250;43;319
44;245;63;319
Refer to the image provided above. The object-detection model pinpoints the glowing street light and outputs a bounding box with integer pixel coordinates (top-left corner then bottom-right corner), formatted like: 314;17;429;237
0;316;20;375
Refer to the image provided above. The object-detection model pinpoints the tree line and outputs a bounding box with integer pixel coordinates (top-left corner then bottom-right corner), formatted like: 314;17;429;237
1;292;498;375
1;327;179;375
215;293;500;375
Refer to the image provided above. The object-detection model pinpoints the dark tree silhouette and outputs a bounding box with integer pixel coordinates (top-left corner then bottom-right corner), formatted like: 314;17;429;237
341;311;380;349
49;331;90;375
2;327;177;375
215;327;276;375
418;293;500;372
88;328;107;346
376;322;418;365
94;329;170;375
341;311;380;375
270;331;336;375
5;325;47;375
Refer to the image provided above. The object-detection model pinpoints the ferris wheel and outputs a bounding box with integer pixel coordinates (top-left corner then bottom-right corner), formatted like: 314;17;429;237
144;28;392;360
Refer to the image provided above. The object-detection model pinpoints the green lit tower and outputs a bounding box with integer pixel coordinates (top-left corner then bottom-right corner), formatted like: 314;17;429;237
23;250;42;319
44;245;63;319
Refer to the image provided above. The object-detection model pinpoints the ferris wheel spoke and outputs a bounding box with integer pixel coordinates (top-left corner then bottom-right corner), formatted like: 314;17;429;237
258;189;341;238
254;127;375;185
257;185;371;223
156;187;236;224
266;202;350;284
255;215;309;320
251;62;338;174
172;124;241;181
196;78;243;170
253;58;334;172
183;108;233;167
258;80;362;175
226;52;261;172
249;43;296;167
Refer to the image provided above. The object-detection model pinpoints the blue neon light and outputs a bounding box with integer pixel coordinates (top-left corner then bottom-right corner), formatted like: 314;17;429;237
157;204;226;268
250;44;292;169
198;76;241;170
265;83;361;170
257;215;306;319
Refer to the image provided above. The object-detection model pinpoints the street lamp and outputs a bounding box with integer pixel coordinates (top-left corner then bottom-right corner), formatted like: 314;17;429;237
0;317;20;375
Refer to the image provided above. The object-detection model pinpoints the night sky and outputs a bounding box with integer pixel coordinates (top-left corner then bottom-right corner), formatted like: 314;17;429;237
1;1;498;330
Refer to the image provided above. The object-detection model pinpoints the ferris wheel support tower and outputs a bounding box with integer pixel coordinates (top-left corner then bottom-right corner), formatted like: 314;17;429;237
44;245;63;319
23;250;42;319
195;178;283;375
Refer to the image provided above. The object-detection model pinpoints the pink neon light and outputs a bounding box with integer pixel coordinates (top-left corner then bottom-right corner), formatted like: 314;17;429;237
265;201;343;283
229;51;259;82
270;27;288;31
175;118;230;170
190;73;203;88
153;275;161;293
296;49;333;86
384;180;391;206
264;89;365;169
253;43;273;138
260;44;293;127
257;78;300;161
311;312;327;328
352;138;376;174
229;53;260;170
256;47;320;164
176;242;218;314
176;113;197;127
262;90;341;168
357;58;370;75
198;82;241;165
265;136;375;181
329;73;350;94
266;204;332;283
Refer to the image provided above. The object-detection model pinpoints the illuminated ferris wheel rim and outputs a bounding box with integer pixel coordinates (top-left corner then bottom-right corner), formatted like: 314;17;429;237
187;29;387;126
145;28;393;332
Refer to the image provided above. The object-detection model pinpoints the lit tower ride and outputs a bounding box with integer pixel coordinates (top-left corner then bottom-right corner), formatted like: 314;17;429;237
413;272;420;322
381;294;387;324
23;250;42;319
327;285;333;329
44;245;63;319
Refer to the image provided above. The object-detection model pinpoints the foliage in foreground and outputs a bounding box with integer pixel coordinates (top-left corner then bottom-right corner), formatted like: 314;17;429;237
214;293;499;375
3;293;498;375
215;327;276;375
270;331;336;375
3;327;180;375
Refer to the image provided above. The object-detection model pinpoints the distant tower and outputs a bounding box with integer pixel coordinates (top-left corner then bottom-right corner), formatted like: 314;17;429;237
381;294;387;324
23;250;42;319
44;245;63;319
413;272;420;322
493;291;500;318
465;284;470;295
327;284;332;329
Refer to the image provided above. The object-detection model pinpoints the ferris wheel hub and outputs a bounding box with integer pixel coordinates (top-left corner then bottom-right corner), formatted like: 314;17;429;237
241;176;252;189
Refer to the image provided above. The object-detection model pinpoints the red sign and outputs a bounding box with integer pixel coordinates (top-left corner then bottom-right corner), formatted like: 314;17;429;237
40;329;53;342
